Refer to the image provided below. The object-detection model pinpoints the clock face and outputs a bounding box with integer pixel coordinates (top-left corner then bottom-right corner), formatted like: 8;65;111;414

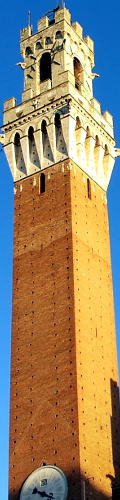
20;465;68;500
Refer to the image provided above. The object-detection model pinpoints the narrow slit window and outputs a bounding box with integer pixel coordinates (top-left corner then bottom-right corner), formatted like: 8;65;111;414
40;173;45;194
87;178;91;200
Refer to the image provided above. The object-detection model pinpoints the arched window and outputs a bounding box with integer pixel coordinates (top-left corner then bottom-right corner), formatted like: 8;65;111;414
14;132;26;174
25;46;32;56
36;41;42;50
75;116;81;130
95;135;100;147
45;37;52;45
86;126;90;138
55;113;61;128
94;135;100;171
104;144;109;155
85;127;91;167
28;126;34;160
74;57;82;90
28;126;34;140
55;113;61;148
41;119;54;167
75;117;81;162
55;31;63;39
75;117;81;145
54;112;67;161
42;120;47;150
40;53;51;82
102;144;109;178
14;133;20;166
41;120;47;135
28;126;40;170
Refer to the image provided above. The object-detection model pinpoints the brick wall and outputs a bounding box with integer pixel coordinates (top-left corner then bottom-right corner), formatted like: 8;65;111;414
9;159;119;500
71;166;119;498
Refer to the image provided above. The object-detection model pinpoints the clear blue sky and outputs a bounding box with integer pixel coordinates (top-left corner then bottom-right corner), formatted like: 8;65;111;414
0;1;120;498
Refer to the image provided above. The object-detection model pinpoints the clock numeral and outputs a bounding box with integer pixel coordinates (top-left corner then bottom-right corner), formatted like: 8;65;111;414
40;479;47;487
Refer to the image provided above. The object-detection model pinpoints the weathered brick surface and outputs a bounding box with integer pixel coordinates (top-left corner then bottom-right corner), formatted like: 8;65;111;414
9;160;119;500
70;166;120;498
9;161;80;500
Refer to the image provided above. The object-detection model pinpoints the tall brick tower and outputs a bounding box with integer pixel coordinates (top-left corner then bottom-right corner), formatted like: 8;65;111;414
1;6;120;500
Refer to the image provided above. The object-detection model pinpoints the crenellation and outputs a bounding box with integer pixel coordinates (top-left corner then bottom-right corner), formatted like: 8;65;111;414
18;7;95;100
84;35;94;52
3;6;116;189
103;110;114;127
37;16;49;31
91;98;101;114
20;26;32;41
4;97;16;111
54;7;71;24
72;22;83;39
22;88;33;102
3;82;114;143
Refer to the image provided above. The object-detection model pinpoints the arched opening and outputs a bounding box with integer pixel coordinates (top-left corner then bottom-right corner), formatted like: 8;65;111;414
41;120;53;167
85;126;91;166
75;117;81;163
28;126;34;160
86;126;91;139
14;132;26;174
102;144;109;178
14;133;20;166
95;135;100;147
75;116;81;130
55;113;61;129
45;37;52;45
28;126;40;171
54;113;67;161
42;120;47;157
74;57;82;90
94;135;100;171
36;41;42;50
55;31;63;39
25;46;32;56
104;144;109;155
55;113;61;148
75;116;81;143
42;120;47;139
40;53;51;82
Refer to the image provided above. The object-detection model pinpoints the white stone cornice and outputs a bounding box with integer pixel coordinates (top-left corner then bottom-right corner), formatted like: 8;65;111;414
3;94;116;188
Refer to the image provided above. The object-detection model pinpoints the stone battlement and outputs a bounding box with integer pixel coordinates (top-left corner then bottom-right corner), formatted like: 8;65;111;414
2;6;116;189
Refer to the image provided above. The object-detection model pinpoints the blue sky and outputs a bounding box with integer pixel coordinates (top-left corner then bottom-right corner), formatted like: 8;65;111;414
0;1;120;498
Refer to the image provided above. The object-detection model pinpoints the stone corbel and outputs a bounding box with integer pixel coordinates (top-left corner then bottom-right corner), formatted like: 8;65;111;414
0;134;5;144
115;148;120;157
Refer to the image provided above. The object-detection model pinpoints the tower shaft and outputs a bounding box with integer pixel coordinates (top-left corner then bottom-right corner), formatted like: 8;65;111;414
2;6;119;500
9;160;119;500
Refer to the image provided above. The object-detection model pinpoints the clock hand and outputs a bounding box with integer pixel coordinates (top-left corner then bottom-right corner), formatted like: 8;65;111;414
32;488;54;499
32;489;47;497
